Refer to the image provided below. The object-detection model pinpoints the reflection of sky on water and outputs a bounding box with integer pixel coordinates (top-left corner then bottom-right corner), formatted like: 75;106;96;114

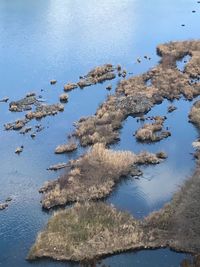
109;98;197;216
0;0;199;266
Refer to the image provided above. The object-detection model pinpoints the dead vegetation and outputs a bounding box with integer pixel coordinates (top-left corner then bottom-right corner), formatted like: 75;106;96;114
63;64;117;93
73;41;200;147
74;94;153;146
4;118;29;131
180;255;200;267
168;105;177;113
29;162;200;262
189;100;200;128
59;93;68;103
26;103;64;120
47;163;69;171
135;116;171;142
4;93;65;133
40;143;164;209
64;83;78;92
77;64;116;88
28;202;143;262
55;142;77;154
9;93;37;112
144;165;200;255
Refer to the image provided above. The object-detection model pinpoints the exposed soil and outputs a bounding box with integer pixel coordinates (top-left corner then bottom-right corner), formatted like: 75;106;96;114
40;143;165;209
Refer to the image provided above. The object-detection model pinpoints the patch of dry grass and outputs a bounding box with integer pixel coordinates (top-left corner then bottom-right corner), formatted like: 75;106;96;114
135;116;171;142
30;165;200;261
28;202;143;261
189;100;200;128
73;41;200;147
40;143;163;209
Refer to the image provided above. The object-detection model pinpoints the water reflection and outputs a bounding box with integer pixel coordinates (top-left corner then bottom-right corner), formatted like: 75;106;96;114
0;0;200;267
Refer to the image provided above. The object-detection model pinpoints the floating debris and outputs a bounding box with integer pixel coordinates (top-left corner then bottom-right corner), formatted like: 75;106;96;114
106;84;112;91
168;105;177;113
0;97;9;103
19;126;32;134
5;197;12;202
47;163;69;171
0;203;8;210
15;145;24;154
50;80;57;85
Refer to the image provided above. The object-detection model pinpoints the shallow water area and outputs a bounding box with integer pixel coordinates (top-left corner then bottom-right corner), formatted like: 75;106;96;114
0;0;200;266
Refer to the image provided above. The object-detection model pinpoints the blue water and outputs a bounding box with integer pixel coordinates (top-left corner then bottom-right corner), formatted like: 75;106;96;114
0;0;199;266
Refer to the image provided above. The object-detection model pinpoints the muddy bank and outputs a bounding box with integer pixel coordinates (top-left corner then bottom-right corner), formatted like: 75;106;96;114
29;162;200;261
74;40;200;146
40;143;164;209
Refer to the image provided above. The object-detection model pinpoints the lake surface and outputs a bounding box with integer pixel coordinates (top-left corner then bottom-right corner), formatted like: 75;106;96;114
0;1;199;266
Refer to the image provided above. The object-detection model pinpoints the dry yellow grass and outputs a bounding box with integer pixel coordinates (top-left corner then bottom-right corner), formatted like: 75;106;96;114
74;41;200;147
40;143;163;209
28;202;143;261
189;100;200;128
135;116;171;142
